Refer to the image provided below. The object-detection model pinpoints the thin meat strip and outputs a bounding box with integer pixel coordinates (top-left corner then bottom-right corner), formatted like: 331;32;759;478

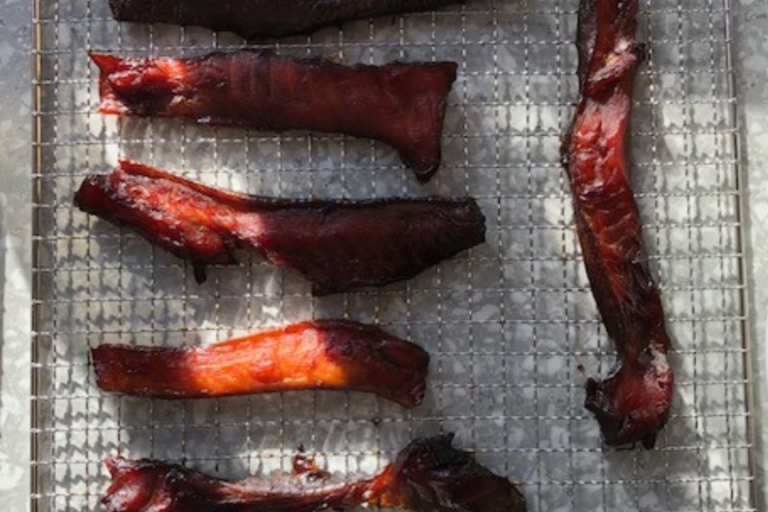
563;0;674;448
74;161;485;295
92;319;429;408
102;434;527;512
91;51;457;182
108;0;461;40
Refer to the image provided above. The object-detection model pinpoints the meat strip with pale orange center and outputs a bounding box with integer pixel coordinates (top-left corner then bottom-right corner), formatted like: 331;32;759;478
92;320;429;408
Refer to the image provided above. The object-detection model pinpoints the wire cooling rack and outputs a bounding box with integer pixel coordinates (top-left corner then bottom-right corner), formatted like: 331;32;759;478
31;0;752;510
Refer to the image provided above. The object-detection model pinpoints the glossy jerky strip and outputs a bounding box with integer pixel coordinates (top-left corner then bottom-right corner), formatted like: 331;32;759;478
73;161;485;295
108;0;461;40
92;320;429;408
91;51;457;182
563;0;673;448
102;434;527;512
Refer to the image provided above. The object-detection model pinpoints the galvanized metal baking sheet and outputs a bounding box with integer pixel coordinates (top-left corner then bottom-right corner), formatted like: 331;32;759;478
32;0;753;510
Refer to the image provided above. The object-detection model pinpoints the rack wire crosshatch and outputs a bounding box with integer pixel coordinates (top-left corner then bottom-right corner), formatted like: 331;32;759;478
31;0;754;511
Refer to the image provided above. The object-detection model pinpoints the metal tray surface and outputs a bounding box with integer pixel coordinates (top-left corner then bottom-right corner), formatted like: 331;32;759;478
32;0;752;511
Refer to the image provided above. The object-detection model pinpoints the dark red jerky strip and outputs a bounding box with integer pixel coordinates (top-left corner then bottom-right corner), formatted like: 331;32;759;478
563;0;674;448
102;434;526;512
74;161;485;295
92;319;429;408
108;0;461;40
91;51;457;182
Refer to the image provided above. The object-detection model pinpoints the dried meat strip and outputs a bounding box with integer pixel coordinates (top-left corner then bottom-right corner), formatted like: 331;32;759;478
108;0;461;40
91;51;457;182
74;161;485;295
93;319;429;408
102;434;527;512
562;0;674;448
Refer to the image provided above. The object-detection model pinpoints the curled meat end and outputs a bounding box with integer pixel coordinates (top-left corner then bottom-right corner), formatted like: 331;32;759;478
73;161;486;295
585;346;673;448
90;51;457;182
92;319;429;408
377;434;527;512
564;0;674;447
102;434;527;512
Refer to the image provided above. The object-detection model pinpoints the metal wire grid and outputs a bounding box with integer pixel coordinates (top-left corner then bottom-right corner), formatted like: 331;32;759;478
31;0;751;510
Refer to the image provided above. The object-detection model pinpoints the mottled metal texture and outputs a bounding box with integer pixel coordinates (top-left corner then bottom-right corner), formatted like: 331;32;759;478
0;0;32;511
31;0;753;511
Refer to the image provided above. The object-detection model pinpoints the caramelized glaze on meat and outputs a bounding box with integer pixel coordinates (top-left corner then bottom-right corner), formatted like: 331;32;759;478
73;161;485;295
102;434;527;512
91;51;457;182
108;0;461;40
563;0;674;448
92;319;429;408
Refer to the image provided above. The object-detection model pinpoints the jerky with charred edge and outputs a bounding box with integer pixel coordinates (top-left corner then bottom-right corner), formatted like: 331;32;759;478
562;0;674;448
102;434;527;512
92;319;429;408
108;0;461;40
91;51;457;182
74;161;485;295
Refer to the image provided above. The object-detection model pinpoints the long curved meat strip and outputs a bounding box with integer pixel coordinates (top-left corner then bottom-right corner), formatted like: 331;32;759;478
563;0;674;448
91;51;457;182
102;434;527;512
73;161;485;295
108;0;461;40
92;319;429;408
